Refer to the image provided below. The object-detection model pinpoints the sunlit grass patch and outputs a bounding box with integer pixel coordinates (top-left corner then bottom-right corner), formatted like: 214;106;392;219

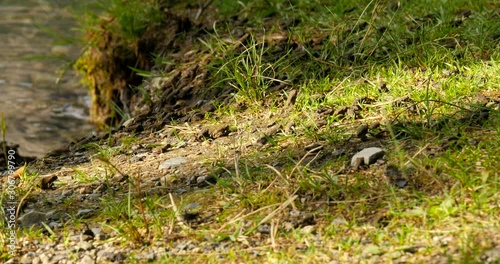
5;0;499;262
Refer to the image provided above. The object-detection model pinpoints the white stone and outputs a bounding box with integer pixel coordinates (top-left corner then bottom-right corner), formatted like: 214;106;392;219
351;147;385;166
158;157;187;170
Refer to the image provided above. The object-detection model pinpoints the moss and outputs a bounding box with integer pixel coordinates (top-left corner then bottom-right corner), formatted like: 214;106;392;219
74;25;142;128
74;0;164;129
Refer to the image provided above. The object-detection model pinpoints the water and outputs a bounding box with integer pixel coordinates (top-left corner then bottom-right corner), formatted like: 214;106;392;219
0;0;94;157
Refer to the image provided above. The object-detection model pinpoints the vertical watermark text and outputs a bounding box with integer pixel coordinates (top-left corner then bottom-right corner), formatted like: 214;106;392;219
3;148;18;256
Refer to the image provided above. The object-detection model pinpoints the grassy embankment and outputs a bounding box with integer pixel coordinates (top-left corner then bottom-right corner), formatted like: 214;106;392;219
2;0;500;262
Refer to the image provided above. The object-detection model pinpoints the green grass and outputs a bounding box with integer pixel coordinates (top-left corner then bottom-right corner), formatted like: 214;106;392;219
76;0;164;43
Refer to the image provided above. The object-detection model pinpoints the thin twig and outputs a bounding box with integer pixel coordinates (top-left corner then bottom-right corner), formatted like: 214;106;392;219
405;143;430;166
289;145;323;179
257;195;297;225
263;164;287;193
217;202;282;232
15;184;36;224
195;0;214;20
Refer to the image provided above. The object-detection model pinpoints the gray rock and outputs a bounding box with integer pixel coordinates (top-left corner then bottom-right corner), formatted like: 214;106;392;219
257;224;270;234
97;250;125;262
482;247;500;263
384;165;399;178
136;251;157;262
394;178;407;188
18;211;47;228
76;241;93;251
53;245;64;252
48;221;62;229
196;175;216;185
62;189;74;197
95;233;107;241
331;149;345;158
159;157;187;170
26;252;38;258
80;234;94;242
97;250;115;262
176;188;187;194
175;241;192;252
47;209;68;220
51;254;67;263
351;147;385;166
231;28;245;38
91;228;102;236
39;253;50;264
80;255;95;264
79;186;93;195
69;235;81;242
76;209;94;218
385;165;408;188
351;156;364;170
356;124;369;139
90;228;107;241
130;155;145;162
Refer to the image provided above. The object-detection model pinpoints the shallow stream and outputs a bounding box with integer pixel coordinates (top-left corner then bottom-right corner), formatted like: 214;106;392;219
0;0;94;157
